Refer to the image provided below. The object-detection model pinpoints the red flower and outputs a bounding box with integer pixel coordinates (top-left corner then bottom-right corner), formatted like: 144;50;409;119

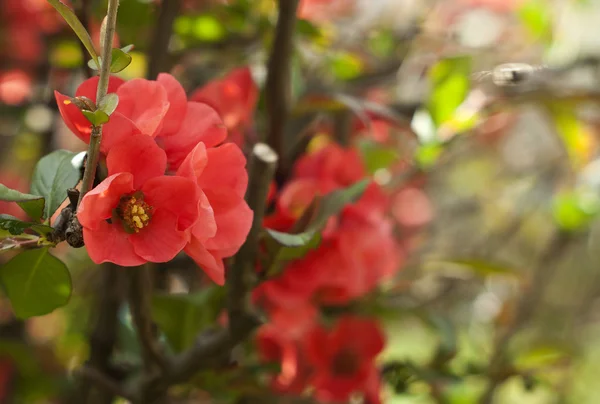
190;67;258;146
306;316;385;403
176;141;253;285
77;135;200;266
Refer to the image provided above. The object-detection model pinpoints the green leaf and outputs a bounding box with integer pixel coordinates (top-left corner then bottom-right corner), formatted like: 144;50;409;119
46;0;99;66
552;190;600;232
110;48;133;73
357;139;398;174
415;142;443;169
82;109;110;126
0;184;45;221
426;56;471;128
87;58;99;70
310;179;370;230
0;248;72;318
547;103;594;169
151;287;224;352
435;258;518;277
30;150;80;220
98;93;119;116
517;0;552;43
296;19;321;40
192;14;226;42
0;215;53;237
121;44;135;53
330;52;364;81
265;229;322;262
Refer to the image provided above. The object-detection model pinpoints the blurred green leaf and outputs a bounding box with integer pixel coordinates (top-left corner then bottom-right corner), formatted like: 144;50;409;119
426;56;471;127
331;52;364;81
547;104;594;169
368;30;396;58
49;40;83;69
0;184;45;221
518;0;552;43
415;142;443;169
121;44;135;53
30;150;80;221
296;19;321;40
82;109;110;126
265;229;322;261
0;215;53;237
98;93;119;116
151;287;224;352
513;345;571;371
193;15;226;42
46;0;99;66
552;190;600;232
357;139;399;174
110;48;133;73
0;248;72;318
437;258;518;277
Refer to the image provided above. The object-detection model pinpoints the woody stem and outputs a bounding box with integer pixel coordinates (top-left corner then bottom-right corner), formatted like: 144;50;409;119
77;0;120;207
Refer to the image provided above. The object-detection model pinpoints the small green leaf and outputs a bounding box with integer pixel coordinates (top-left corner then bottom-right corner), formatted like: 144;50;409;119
330;52;364;81
296;19;321;39
517;0;552;43
98;93;119;116
151;287;224;352
0;184;45;221
30;150;80;220
110;48;133;73
415;142;443;169
87;58;99;70
547;103;594;169
426;56;471;127
192;15;226;42
121;44;135;53
357;139;398;174
552;190;600;232
46;0;99;66
82;109;110;126
309;179;370;230
0;248;72;318
0;215;53;236
266;229;322;262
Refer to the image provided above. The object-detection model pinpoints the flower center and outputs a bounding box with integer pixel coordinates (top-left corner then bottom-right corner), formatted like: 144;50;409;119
115;193;154;233
331;348;360;377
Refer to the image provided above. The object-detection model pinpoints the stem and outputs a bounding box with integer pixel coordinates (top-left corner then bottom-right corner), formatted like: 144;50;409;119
146;0;182;79
228;143;278;332
264;0;300;163
77;0;119;206
479;232;573;403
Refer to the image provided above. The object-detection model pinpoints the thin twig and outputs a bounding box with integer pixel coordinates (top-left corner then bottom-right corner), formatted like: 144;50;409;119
264;0;300;162
76;366;134;402
128;265;167;372
228;143;278;332
77;0;119;206
146;0;182;79
479;232;574;404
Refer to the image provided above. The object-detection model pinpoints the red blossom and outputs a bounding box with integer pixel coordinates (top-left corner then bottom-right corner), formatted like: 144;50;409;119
305;316;385;403
77;135;200;266
189;67;258;146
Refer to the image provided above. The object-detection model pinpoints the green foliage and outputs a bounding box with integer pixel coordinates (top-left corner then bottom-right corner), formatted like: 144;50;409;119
518;0;552;43
330;52;364;80
82;109;109;126
88;47;134;73
552;190;600;232
415;142;443;169
436;258;518;277
0;248;72;318
357;138;399;174
30;150;80;221
426;56;471;128
98;93;119;115
0;214;53;237
192;15;226;42
151;287;224;352
46;0;99;66
0;184;45;221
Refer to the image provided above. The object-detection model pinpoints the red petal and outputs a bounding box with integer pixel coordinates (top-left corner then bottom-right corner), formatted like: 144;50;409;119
77;173;135;230
141;176;199;231
55;90;92;143
203;189;253;257
157;73;187;136
83;221;145;266
161;102;227;170
130;208;187;262
106;134;167;188
334;317;385;358
116;78;170;136
190;189;217;242
305;325;332;368
99;112;142;154
75;75;125;103
184;238;225;285
199;143;248;198
175;141;208;180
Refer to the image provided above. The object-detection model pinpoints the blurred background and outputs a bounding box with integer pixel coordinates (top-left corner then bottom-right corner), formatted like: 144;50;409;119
4;0;600;403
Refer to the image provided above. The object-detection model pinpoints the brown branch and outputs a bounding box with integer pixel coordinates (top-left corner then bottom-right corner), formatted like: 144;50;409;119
146;0;182;79
127;265;167;372
76;366;134;402
264;0;300;161
228;143;278;332
479;231;574;404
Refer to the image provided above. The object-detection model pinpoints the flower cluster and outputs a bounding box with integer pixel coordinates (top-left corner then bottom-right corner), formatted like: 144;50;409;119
55;74;253;285
253;141;403;402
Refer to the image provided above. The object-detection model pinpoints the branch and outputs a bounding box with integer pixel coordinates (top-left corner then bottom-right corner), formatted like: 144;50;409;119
127;265;167;372
77;0;119;206
146;0;182;79
76;366;134;402
264;0;300;163
479;231;574;403
228;143;278;332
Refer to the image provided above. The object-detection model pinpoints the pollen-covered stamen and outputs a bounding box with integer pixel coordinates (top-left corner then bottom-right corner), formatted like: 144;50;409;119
116;194;154;233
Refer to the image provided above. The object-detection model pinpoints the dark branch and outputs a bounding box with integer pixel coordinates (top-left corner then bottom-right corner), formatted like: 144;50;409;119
264;0;300;161
146;0;182;79
75;366;134;402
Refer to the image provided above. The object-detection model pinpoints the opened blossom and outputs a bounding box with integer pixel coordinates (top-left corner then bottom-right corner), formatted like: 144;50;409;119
77;135;200;266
